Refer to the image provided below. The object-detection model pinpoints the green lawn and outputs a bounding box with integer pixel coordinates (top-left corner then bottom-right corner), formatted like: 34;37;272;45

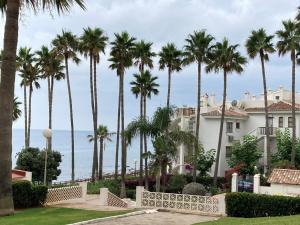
194;215;300;225
0;207;130;225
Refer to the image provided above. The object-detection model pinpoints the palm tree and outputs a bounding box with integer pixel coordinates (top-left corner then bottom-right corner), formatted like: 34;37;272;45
16;47;35;148
52;31;81;182
88;125;114;180
158;43;182;108
246;28;275;172
133;40;156;189
13;97;22;122
206;39;247;186
109;32;136;198
36;46;65;150
0;0;85;216
183;30;214;182
126;107;196;192
80;27;108;181
276;20;300;167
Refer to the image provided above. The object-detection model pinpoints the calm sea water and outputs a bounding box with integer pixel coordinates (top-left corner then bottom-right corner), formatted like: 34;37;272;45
12;129;141;182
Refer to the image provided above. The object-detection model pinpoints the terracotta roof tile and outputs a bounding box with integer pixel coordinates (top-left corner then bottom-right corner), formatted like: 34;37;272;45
202;109;248;118
246;101;300;112
268;169;300;185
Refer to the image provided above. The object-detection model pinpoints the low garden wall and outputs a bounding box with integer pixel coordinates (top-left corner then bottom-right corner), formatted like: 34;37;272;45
99;188;128;208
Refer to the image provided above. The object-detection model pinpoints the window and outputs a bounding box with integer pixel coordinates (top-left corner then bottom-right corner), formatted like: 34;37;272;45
226;146;232;158
226;122;233;133
268;117;274;127
236;122;240;129
278;117;284;128
288;117;294;128
276;96;280;100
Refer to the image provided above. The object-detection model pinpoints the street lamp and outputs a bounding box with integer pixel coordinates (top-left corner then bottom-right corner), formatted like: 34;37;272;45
43;129;52;185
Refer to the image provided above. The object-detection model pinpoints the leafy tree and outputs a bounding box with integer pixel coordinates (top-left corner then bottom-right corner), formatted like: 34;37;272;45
183;30;214;182
228;135;262;176
246;28;275;172
206;39;247;186
196;148;215;177
276;20;300;167
16;147;62;183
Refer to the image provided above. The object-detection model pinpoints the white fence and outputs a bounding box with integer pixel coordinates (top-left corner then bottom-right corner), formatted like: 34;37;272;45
99;188;128;208
136;186;225;215
45;182;87;205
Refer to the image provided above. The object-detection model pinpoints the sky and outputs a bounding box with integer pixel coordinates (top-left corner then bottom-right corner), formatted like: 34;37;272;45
1;0;299;132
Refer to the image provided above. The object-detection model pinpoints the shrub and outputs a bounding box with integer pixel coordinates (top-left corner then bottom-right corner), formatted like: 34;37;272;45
87;179;120;195
166;174;187;193
126;189;136;199
12;180;48;208
226;192;300;217
182;182;206;195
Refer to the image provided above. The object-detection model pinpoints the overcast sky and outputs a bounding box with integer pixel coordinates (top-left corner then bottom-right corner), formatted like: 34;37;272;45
1;0;299;131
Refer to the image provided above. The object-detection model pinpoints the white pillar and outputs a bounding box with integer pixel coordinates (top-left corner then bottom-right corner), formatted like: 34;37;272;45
79;182;87;200
99;188;109;206
179;145;184;174
136;186;144;208
231;173;238;192
264;136;267;173
253;174;260;194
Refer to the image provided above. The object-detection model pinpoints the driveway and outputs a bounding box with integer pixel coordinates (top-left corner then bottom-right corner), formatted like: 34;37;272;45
93;211;219;225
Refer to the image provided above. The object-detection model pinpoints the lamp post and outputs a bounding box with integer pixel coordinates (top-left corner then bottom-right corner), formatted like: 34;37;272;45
43;129;52;185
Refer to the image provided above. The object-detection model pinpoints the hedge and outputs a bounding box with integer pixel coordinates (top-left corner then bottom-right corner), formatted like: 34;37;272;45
226;192;300;217
13;180;48;208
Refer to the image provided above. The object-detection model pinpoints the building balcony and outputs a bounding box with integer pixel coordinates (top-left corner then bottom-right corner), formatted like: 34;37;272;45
258;127;277;136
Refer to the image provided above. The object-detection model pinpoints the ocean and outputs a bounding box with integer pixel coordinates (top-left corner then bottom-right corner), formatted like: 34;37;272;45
12;129;141;182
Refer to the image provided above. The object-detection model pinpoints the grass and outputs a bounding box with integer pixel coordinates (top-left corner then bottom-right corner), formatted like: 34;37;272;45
194;215;300;225
0;207;130;225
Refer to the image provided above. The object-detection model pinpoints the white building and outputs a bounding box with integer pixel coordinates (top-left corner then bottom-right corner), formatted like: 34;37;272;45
175;86;300;177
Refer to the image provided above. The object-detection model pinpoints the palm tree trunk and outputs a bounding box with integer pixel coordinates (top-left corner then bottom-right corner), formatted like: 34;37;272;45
24;85;28;148
139;94;143;186
65;57;75;182
213;70;227;187
161;163;167;192
0;0;20;215
193;62;201;182
155;165;161;192
99;138;104;180
260;52;270;172
120;69;126;198
167;67;171;108
49;76;54;151
114;79;121;179
291;51;296;166
143;95;149;190
93;56;99;180
28;85;33;148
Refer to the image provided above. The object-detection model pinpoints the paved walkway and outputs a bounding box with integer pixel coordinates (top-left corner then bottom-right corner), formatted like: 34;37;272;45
93;211;218;225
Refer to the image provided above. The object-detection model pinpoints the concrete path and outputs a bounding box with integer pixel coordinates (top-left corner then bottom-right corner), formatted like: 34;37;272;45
92;211;218;225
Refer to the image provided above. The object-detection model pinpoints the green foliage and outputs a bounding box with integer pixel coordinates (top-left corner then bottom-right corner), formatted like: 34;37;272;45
87;179;120;195
226;192;300;217
182;182;206;195
16;147;62;182
166;174;187;193
273;129;300;169
12;181;47;208
126;189;136;199
196;148;215;177
228;135;262;175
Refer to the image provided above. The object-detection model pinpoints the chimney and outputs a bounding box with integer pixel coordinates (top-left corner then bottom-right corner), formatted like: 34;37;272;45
252;95;256;101
210;93;216;106
203;94;209;107
244;91;250;100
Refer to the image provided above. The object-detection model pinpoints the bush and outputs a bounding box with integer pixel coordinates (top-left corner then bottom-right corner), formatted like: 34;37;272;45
87;179;120;195
12;180;48;208
226;192;300;217
126;189;136;199
182;182;206;195
184;175;226;189
166;174;187;193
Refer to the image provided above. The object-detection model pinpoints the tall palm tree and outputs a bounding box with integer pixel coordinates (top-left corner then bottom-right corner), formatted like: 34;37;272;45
183;30;214;182
126;107;196;192
133;40;156;189
158;43;182;108
16;47;35;149
109;32;136;198
88;125;114;180
13;97;22;122
276;20;300;167
0;0;85;216
80;27;108;181
246;28;275;172
206;39;247;186
36;46;65;150
52;31;81;182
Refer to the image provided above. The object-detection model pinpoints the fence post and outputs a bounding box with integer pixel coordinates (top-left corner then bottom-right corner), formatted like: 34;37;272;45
79;182;87;200
253;174;260;194
99;188;109;206
136;186;144;207
231;173;238;192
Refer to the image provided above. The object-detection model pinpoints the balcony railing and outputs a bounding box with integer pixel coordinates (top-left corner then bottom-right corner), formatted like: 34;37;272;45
258;127;277;136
